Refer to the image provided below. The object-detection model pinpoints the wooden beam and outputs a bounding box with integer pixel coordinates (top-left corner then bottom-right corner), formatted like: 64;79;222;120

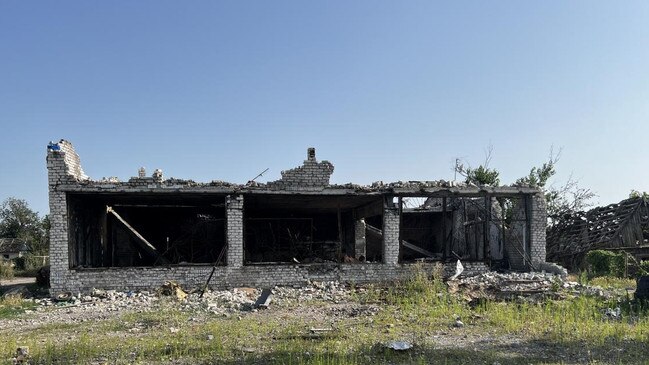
106;206;170;264
401;240;436;258
366;222;436;258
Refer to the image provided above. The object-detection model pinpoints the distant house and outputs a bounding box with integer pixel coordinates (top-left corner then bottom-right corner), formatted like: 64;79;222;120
0;238;31;260
546;196;649;269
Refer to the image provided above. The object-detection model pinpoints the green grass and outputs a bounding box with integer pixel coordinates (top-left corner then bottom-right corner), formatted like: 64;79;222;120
588;276;637;290
1;269;648;364
0;296;37;319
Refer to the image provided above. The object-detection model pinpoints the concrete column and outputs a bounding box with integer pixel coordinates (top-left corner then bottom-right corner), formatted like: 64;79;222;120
226;195;244;268
382;198;400;265
354;218;366;259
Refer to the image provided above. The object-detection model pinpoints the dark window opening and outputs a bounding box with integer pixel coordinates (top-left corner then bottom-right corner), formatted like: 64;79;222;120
243;195;383;264
67;193;226;268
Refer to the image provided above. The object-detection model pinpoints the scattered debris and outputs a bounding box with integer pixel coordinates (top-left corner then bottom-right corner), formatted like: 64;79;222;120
446;271;625;303
450;260;464;280
453;316;465;328
55;292;72;302
254;288;273;308
3;286;31;300
385;341;413;351
603;307;622;321
12;347;29;365
158;281;187;300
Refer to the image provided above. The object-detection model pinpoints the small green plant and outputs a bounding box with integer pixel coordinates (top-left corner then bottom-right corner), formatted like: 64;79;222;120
551;276;562;292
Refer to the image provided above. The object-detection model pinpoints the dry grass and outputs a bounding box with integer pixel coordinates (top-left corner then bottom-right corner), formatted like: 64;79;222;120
1;269;648;364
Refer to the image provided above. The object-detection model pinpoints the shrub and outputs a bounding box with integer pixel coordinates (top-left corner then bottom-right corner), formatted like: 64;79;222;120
585;250;626;277
0;262;14;280
14;255;48;272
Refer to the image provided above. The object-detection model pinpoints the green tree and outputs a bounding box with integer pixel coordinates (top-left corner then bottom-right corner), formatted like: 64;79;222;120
463;165;500;186
629;190;649;199
456;147;595;224
0;197;49;255
455;145;500;186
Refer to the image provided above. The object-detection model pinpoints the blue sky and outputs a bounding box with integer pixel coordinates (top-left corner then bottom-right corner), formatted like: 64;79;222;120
1;1;649;216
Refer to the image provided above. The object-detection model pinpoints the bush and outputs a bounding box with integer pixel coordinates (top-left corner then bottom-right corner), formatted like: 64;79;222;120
0;262;14;280
585;250;626;277
14;255;48;272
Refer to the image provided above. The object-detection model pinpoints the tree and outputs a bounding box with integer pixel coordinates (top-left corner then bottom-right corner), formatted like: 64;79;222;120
514;148;559;188
455;145;500;186
0;197;49;255
455;146;596;225
629;190;649;199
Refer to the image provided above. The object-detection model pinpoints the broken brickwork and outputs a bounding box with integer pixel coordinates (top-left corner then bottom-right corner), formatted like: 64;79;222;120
267;148;334;190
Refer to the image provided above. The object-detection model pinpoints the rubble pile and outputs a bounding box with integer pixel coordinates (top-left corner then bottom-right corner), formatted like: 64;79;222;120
35;289;158;312
448;271;627;302
182;288;258;314
271;280;350;305
22;280;352;322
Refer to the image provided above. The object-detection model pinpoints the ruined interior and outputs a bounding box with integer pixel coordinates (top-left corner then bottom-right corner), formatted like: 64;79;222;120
397;196;529;266
67;193;227;268
243;194;383;264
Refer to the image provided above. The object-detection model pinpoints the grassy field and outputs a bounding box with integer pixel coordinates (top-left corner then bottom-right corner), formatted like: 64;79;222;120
1;271;648;364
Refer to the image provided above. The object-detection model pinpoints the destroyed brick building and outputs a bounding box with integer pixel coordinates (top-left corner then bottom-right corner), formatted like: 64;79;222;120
47;140;549;293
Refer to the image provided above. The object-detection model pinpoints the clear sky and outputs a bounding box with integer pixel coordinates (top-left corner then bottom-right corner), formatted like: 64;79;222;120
1;1;649;217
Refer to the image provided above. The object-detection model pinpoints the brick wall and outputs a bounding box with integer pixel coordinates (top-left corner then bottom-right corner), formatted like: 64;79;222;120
47;261;491;293
529;192;547;266
383;199;400;265
47;140;87;293
267;148;334;191
226;195;244;267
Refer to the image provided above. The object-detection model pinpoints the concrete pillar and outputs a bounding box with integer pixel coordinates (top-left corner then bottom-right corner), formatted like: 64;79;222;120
354;218;366;259
226;195;244;267
382;198;400;265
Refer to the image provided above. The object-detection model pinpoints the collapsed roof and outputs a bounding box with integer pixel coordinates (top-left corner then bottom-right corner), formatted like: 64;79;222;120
546;196;649;265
